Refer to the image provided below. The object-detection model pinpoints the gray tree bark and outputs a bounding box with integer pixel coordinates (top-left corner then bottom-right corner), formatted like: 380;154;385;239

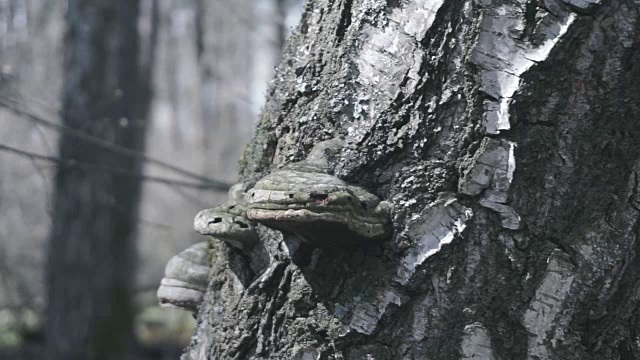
45;1;155;359
185;0;640;359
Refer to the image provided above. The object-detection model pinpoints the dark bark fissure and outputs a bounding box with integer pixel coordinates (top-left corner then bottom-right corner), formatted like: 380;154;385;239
335;0;353;44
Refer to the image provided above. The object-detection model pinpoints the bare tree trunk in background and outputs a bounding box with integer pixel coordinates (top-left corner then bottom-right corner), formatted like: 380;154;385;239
198;0;256;182
184;0;640;359
274;0;288;53
0;0;65;315
46;1;155;359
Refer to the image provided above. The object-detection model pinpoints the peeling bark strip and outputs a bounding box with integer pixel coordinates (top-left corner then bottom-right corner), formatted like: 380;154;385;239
395;194;472;285
461;323;497;360
459;138;520;228
523;250;575;360
472;2;576;134
186;0;640;358
464;0;583;232
350;0;447;142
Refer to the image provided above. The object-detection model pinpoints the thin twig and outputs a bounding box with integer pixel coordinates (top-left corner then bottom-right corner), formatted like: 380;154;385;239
0;95;232;188
0;143;229;191
108;200;174;232
169;183;210;208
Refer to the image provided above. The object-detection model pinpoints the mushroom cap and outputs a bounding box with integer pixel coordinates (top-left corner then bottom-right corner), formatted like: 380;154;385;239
157;242;210;313
227;183;247;203
193;205;258;250
157;281;205;312
246;168;392;245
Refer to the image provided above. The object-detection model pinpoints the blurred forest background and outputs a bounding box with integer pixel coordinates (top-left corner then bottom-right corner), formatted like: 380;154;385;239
0;0;302;358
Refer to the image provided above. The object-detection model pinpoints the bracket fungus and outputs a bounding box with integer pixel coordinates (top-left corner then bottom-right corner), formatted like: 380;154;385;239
193;183;259;252
246;139;392;247
157;241;210;313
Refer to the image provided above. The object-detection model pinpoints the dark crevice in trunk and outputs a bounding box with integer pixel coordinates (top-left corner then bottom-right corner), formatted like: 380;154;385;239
334;0;353;44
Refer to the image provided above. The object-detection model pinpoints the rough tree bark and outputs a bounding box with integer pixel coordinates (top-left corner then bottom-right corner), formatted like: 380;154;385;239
185;0;640;359
45;1;154;359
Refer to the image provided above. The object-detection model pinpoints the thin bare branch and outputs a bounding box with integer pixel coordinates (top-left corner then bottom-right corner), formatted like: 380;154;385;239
0;143;229;191
0;95;233;188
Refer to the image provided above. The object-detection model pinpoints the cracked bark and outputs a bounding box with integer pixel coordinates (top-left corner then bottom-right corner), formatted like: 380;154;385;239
185;0;640;359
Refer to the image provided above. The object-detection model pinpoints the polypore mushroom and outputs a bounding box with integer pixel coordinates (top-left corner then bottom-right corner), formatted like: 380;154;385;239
193;183;259;252
157;241;210;313
246;139;392;248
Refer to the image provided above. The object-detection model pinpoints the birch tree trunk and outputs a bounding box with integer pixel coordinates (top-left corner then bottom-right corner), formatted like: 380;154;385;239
185;0;640;359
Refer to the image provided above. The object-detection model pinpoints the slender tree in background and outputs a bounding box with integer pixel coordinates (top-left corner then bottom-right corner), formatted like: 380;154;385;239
46;1;155;359
196;0;255;183
274;0;288;53
184;0;640;359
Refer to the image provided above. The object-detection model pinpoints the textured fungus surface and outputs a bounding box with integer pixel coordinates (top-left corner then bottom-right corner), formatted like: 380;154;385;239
194;184;259;252
246;139;392;247
183;0;640;358
157;242;211;313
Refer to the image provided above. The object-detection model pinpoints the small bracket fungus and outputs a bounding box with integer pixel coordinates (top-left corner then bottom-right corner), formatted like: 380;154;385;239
194;183;259;252
157;242;210;313
246;139;392;247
